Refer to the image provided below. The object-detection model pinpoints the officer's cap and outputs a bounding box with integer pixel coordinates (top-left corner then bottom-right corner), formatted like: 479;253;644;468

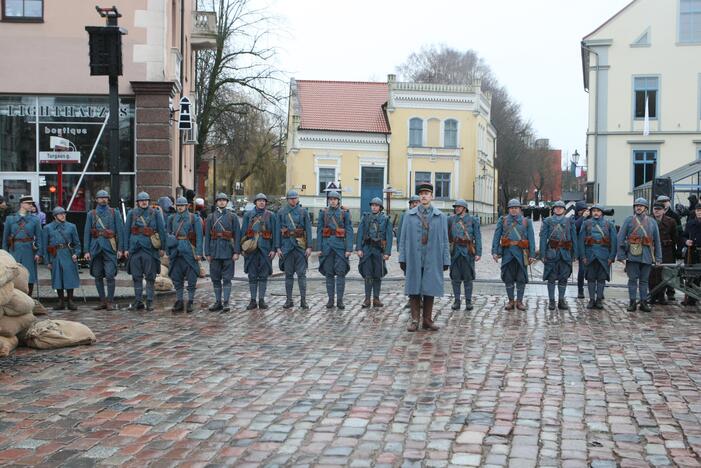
416;183;433;194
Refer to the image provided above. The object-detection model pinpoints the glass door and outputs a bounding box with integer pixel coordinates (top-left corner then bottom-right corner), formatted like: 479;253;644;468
0;175;39;212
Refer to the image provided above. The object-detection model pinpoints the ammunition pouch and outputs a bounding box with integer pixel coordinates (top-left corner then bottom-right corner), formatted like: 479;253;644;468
500;237;529;249
211;230;233;240
584;237;610;246
548;239;573;250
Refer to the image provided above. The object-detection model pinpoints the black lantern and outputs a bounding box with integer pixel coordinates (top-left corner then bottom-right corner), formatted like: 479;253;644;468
85;25;125;76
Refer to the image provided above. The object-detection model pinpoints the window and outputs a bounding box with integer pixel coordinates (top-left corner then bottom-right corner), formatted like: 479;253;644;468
318;167;335;195
415;171;431;194
444;119;458;148
3;0;43;21
409;118;423;147
633;150;657;187
435;172;451;198
680;0;701;43
634;77;658;119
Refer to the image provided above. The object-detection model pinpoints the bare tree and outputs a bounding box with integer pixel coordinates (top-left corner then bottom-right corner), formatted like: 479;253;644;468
530;146;557;203
194;0;283;190
398;45;537;211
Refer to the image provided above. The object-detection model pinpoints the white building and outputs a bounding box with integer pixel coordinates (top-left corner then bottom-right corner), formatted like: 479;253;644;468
581;0;701;223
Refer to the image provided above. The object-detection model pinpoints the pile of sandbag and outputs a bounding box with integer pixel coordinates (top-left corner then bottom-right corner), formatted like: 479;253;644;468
0;249;95;356
155;263;173;291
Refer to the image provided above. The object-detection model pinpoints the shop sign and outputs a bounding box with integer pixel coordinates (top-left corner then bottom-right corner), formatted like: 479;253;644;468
39;151;82;163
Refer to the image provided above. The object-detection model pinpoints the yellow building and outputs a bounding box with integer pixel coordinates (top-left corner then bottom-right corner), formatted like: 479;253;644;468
286;74;497;222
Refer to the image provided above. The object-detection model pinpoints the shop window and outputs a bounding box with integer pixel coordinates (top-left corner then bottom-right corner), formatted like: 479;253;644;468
318;167;336;195
435;172;451;198
415;171;431;194
0;96;37;172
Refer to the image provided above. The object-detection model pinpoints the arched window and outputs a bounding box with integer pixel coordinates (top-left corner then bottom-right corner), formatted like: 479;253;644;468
444;119;458;148
409;118;423;147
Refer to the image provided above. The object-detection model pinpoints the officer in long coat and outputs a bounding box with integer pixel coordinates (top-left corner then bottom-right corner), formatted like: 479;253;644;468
2;195;42;296
277;189;312;310
649;201;679;304
124;191;166;311
655;195;681;302
241;193;278;310
84;189;124;310
42;207;81;310
681;203;701;306
356;197;393;308
166;197;203;313
578;204;617;309
396;195;420;251
317;191;353;309
539;200;579;310
205;193;240;313
399;183;450;332
492;199;536;311
448;199;482;311
617;197;662;312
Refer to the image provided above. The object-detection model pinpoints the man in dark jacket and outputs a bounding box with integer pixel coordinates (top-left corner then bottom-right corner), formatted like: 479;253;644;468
688;195;698;222
0;195;12;243
681;203;701;306
649;202;678;304
574;201;590;298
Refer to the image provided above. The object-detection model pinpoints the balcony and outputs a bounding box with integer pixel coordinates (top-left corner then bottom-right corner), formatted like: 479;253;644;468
191;11;217;50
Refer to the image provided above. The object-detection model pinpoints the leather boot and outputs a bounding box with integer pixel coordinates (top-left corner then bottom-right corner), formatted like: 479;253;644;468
300;298;309;310
186;301;194;313
451;300;461;310
53;300;65;311
221;302;231;313
246;299;258;310
505;300;515;310
627;300;637;312
465;302;473;311
94;300;107;311
548;300;556;311
516;301;526;311
326;299;335;309
587;299;596;309
361;297;371;308
337;300;345;310
283;299;294;309
639;300;652;312
105;302;114;311
594;299;604;310
372;298;383;308
145;301;154;312
172;300;184;313
258;299;269;310
66;301;78;311
209;302;223;312
422;296;439;331
407;297;420;332
558;299;569;310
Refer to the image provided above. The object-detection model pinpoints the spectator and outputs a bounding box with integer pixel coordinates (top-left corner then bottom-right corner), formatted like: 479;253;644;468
0;195;12;240
30;201;46;225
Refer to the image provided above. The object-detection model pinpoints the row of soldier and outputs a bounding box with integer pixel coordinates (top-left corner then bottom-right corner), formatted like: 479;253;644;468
1;186;691;324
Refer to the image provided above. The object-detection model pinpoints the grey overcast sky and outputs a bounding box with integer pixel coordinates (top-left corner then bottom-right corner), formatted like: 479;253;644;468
269;0;632;167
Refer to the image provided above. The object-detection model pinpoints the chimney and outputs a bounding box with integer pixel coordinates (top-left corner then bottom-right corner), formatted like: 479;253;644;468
387;74;396;83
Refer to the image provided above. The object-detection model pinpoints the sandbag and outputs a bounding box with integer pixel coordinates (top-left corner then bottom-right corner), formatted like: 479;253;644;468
0;250;19;286
0;335;18;357
155;276;173;291
12;264;29;294
33;300;48;316
24;319;96;350
3;289;35;317
0;313;37;338
0;281;14;306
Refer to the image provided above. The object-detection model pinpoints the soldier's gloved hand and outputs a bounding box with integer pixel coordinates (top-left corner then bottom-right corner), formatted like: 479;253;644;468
84;253;92;261
233;254;240;261
159;250;165;257
400;262;406;272
383;254;389;261
305;248;312;257
357;250;363;258
492;254;500;262
277;249;283;256
124;251;130;259
117;251;123;259
206;255;212;262
528;257;536;265
475;256;481;262
72;255;77;262
268;251;275;259
345;251;351;258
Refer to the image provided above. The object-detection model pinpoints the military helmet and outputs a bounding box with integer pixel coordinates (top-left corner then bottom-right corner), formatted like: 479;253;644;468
590;203;605;212
175;196;188;206
370;197;383;208
52;206;66;216
327;190;340;200
136;191;150;202
286;189;299;199
254;193;268;203
215;192;229;202
452;199;468;209
409;195;420;203
96;189;109;199
633;197;649;207
552;200;566;209
507;199;521;209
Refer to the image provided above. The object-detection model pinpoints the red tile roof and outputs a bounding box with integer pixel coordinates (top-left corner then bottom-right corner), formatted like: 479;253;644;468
295;80;390;134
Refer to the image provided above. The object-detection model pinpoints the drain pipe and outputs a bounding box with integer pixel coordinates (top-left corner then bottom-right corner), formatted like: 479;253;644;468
581;42;600;201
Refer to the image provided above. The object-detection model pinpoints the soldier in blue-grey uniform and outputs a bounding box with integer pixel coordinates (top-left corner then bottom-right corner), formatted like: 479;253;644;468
356;197;393;308
573;201;590;298
42;207;81;310
241;193;278;310
399;183;450;332
396;195;420;251
2;195;42;296
617;197;662;312
205;192;240;313
539;200;579;310
124;191;166;311
317;190;353;309
492;199;536;311
578;204;617;309
84;189;125;310
277;189;312;310
166;197;203;313
448;199;482;311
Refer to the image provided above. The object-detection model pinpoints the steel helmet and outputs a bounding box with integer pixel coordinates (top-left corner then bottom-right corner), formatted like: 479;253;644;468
52;206;66;216
254;193;268;203
96;189;109;199
552;200;566;209
327;191;340;200
369;197;383;208
452;199;468;209
215;192;229;202
507;199;521;208
286;189;299;199
409;195;420;203
633;197;649;207
136;192;150;202
175;197;188;206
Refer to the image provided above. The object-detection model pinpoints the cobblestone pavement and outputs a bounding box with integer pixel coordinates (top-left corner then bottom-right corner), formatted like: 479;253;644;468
2;286;701;467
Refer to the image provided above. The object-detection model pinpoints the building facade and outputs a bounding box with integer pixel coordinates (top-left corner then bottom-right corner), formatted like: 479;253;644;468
0;0;216;214
286;75;497;223
582;0;701;223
